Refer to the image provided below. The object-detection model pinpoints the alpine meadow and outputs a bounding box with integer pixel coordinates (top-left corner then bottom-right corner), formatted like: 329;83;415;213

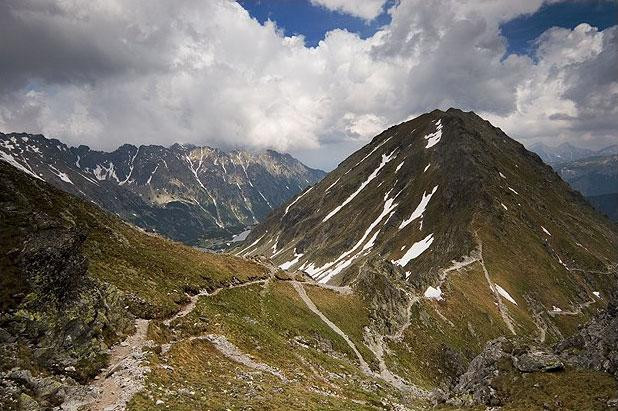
1;1;617;410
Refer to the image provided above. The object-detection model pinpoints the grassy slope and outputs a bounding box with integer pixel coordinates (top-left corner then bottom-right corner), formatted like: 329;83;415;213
131;282;410;410
304;284;379;370
0;161;268;319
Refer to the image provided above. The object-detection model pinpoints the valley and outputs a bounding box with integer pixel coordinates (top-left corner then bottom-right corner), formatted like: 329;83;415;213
0;133;324;246
1;109;617;410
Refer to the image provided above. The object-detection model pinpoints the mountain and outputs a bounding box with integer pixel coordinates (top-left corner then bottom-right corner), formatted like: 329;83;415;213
0;132;325;246
238;108;618;394
554;154;618;197
2;110;618;410
530;141;595;165
553;154;618;222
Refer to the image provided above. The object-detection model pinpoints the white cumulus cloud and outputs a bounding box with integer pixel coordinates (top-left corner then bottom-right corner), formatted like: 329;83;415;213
310;0;388;20
0;0;615;170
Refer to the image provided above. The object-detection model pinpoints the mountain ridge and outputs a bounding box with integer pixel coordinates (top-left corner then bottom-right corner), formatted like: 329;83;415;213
239;108;617;349
0;132;325;246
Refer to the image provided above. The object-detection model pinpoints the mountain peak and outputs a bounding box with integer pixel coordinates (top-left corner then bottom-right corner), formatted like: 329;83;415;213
0;131;326;246
238;109;616;340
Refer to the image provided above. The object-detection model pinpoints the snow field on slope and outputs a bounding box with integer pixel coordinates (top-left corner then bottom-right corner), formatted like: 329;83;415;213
399;186;438;229
323;149;397;222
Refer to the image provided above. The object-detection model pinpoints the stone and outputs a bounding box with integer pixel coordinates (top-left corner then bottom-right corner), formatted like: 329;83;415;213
514;351;564;373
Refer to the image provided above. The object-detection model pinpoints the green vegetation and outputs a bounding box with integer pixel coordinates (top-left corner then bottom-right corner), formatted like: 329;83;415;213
494;366;618;410
305;284;379;370
132;282;406;410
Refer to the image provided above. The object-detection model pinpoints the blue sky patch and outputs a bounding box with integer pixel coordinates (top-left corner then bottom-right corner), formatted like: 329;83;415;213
239;0;616;55
238;0;394;47
501;0;617;55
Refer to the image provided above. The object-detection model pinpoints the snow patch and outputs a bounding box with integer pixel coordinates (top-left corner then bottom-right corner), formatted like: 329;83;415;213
541;226;551;236
93;162;120;182
423;164;431;173
325;177;340;192
146;164;159;185
508;187;519;195
551;306;562;312
323;150;397;222
284;186;313;216
501;203;508;211
399;186;438;229
395;161;404;173
0;152;44;180
237;232;266;256
345;136;393;175
310;189;400;283
392;233;434;267
424;119;443;148
279;249;304;270
499;172;506;179
258;190;271;207
593;291;600;298
120;147;140;185
50;165;73;185
424;286;443;300
495;284;517;305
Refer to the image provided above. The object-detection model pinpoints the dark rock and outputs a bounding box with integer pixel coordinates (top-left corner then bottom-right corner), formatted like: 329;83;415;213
513;351;564;373
555;284;618;378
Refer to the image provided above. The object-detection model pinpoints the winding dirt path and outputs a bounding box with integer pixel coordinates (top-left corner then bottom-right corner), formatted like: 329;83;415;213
198;334;288;381
164;278;268;326
292;281;372;375
80;318;153;411
292;281;429;397
72;278;271;410
477;240;517;335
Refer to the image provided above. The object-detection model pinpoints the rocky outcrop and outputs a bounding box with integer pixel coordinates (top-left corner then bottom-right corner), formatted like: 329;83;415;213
438;338;565;407
352;258;410;336
441;286;618;408
556;289;618;378
0;225;133;409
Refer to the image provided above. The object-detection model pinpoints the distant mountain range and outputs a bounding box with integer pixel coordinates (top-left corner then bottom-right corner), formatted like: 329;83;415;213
553;154;618;222
530;142;618;165
529;142;618;222
0;132;325;245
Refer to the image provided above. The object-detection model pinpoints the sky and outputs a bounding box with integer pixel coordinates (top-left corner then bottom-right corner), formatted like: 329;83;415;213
0;1;616;170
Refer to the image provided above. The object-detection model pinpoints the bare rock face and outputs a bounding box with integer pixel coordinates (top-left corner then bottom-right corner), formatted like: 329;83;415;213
442;338;565;407
0;211;133;408
0;133;325;246
556;288;618;378
353;258;410;336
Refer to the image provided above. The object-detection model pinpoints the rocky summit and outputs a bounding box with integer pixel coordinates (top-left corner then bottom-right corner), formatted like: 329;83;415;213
0;133;324;246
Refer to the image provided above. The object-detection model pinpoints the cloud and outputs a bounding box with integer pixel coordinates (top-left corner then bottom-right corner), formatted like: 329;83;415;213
484;24;618;150
0;0;615;170
310;0;388;21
